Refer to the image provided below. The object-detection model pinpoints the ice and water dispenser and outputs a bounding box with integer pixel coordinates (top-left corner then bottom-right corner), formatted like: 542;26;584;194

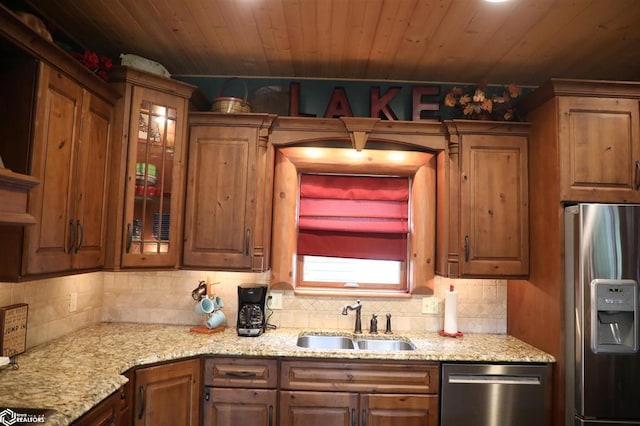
590;279;638;353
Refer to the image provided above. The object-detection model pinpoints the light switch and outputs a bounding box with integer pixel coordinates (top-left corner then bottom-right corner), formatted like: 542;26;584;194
421;296;439;314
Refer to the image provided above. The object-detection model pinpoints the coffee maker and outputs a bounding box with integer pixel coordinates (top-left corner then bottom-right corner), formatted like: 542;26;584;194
237;285;268;337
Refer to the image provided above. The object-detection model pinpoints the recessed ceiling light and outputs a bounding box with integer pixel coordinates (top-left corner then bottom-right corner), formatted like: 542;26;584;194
484;0;511;3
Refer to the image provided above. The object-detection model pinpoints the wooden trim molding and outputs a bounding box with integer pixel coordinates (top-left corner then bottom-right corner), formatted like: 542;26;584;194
0;168;39;225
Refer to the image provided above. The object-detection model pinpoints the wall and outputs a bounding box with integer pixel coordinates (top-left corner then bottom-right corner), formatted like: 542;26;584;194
1;270;506;350
0;272;103;349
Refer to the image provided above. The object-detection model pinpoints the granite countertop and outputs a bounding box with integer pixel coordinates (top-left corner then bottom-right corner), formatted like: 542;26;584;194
0;322;555;425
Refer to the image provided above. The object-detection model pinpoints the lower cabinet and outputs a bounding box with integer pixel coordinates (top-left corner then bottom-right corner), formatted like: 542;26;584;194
77;357;520;426
133;358;201;426
203;357;278;426
279;359;439;426
73;389;121;426
279;391;437;426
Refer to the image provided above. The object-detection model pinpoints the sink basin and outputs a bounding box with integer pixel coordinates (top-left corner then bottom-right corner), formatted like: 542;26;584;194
296;335;356;350
356;338;415;351
296;334;415;351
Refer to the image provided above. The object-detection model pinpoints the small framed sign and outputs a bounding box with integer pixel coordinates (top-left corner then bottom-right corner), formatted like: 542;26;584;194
0;303;28;357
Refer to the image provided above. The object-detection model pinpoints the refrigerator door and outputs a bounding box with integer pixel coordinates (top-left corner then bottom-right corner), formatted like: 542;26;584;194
566;204;640;424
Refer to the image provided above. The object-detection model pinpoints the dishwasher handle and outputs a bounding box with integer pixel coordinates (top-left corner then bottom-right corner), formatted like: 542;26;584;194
448;374;541;385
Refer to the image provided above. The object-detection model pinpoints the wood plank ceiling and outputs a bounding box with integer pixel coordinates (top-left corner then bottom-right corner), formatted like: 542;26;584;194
25;0;640;86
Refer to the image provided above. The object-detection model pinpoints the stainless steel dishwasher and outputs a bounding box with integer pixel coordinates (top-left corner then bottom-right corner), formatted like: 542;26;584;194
440;363;552;426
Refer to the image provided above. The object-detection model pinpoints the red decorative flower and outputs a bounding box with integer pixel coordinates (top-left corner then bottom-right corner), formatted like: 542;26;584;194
73;49;113;81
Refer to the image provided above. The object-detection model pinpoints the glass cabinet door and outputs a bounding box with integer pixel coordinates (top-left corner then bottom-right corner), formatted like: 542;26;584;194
122;87;186;267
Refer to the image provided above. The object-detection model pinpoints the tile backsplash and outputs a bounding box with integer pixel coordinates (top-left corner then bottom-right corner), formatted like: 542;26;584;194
0;272;104;349
0;271;506;350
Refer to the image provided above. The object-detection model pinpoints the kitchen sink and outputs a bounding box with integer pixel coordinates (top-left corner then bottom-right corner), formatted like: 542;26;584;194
296;335;356;350
296;333;415;351
356;338;415;351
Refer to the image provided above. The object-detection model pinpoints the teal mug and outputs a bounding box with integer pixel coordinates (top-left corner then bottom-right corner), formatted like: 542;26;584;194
195;297;214;315
206;310;226;329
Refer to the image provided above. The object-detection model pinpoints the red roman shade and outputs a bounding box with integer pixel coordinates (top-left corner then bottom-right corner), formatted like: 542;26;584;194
297;174;409;261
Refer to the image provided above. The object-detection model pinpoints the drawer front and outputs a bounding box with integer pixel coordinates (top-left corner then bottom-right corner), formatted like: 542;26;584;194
204;357;278;388
280;360;438;394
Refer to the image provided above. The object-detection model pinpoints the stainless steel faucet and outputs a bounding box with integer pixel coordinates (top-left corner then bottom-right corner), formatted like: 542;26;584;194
342;299;362;333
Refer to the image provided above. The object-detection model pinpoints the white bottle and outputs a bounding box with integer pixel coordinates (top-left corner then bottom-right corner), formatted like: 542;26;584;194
444;284;458;335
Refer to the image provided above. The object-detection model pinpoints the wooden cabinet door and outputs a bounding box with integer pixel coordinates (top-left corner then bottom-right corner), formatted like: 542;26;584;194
24;63;112;275
203;387;276;426
72;90;112;269
279;390;357;426
184;124;258;269
120;86;188;268
558;96;640;202
134;359;201;426
459;132;529;277
26;63;83;274
361;394;439;426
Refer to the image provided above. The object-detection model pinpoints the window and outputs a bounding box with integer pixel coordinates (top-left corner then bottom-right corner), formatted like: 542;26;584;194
270;145;436;297
297;173;409;291
302;256;402;285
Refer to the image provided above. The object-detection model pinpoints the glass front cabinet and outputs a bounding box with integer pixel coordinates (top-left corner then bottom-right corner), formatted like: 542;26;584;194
106;67;200;269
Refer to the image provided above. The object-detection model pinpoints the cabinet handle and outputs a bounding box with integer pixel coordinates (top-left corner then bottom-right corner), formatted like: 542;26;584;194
223;371;258;378
204;388;210;402
464;235;470;262
126;223;133;253
137;385;145;420
361;409;366;426
67;219;76;254
350;408;356;426
75;220;84;253
268;405;273;426
635;161;640;190
244;229;251;256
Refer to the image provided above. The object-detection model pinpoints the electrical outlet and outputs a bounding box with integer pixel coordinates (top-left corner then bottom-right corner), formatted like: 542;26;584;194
268;292;283;310
69;292;78;313
421;296;439;314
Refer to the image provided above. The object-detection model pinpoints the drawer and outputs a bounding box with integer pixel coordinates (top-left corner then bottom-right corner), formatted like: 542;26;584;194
204;357;278;388
280;360;438;394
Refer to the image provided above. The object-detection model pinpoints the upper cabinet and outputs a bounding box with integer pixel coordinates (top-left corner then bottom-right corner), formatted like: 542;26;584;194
519;79;640;203
25;64;113;274
438;120;530;278
106;67;202;270
0;61;115;280
0;6;119;280
184;113;276;271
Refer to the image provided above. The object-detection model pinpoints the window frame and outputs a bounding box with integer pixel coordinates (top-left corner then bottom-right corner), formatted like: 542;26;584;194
270;144;437;298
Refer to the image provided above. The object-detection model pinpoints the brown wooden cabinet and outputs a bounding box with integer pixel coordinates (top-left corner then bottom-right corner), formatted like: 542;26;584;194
106;67;200;269
5;62;113;278
0;6;117;281
557;96;640;202
279;360;439;426
184;113;276;271
438;120;529;278
133;358;201;426
203;357;278;426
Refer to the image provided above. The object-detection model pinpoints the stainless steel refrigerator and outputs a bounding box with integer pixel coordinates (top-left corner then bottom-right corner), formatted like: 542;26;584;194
565;204;640;426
